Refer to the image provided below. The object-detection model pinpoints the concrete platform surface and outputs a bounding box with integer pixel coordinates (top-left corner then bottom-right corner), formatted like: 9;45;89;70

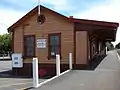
31;51;120;90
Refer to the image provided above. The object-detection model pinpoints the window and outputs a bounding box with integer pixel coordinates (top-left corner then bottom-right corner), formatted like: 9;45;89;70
48;33;61;58
24;35;35;57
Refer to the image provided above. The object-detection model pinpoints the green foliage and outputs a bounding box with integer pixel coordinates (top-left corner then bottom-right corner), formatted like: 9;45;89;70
106;42;114;51
115;43;120;49
0;34;12;53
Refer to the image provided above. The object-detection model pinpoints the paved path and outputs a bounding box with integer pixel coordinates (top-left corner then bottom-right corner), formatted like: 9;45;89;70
0;60;46;90
32;51;120;90
0;78;45;90
96;50;120;71
0;61;12;72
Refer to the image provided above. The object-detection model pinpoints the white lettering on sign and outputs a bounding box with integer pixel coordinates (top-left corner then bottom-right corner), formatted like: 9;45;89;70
37;39;46;48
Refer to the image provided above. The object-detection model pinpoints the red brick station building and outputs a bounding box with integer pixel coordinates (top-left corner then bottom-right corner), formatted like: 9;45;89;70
8;5;119;77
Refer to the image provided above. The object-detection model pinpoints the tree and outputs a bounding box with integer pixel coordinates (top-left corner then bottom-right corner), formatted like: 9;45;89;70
106;42;114;51
115;43;120;49
0;34;12;56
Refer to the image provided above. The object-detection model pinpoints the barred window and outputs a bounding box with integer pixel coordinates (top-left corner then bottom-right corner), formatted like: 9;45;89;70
24;35;35;57
48;33;61;58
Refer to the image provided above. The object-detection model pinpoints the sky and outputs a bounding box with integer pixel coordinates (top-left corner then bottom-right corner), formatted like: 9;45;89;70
0;0;120;45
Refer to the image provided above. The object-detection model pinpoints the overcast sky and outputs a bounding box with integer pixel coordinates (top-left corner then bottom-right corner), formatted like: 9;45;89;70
0;0;120;45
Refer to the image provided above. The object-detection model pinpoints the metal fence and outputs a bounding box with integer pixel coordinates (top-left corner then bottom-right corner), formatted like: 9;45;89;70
0;51;12;59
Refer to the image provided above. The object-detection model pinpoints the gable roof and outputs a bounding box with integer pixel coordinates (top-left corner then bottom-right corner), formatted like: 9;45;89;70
8;5;119;32
8;5;69;32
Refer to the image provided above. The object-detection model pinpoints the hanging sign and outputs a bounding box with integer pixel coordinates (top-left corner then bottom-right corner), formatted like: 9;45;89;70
37;39;46;48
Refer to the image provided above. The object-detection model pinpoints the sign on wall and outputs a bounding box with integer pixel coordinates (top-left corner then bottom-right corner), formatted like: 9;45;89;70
37;39;46;48
12;53;23;68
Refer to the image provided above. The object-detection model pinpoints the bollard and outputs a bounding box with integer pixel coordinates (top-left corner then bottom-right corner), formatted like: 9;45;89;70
69;53;72;70
56;54;60;76
33;58;39;88
106;47;108;55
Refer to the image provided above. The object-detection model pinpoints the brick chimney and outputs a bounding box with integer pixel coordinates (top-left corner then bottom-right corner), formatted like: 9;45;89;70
69;16;74;22
69;16;74;19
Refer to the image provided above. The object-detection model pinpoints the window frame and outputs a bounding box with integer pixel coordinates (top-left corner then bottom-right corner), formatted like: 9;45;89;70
24;35;36;58
48;33;61;59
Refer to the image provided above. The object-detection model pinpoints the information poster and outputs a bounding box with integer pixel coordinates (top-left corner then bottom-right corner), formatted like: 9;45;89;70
37;39;46;48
